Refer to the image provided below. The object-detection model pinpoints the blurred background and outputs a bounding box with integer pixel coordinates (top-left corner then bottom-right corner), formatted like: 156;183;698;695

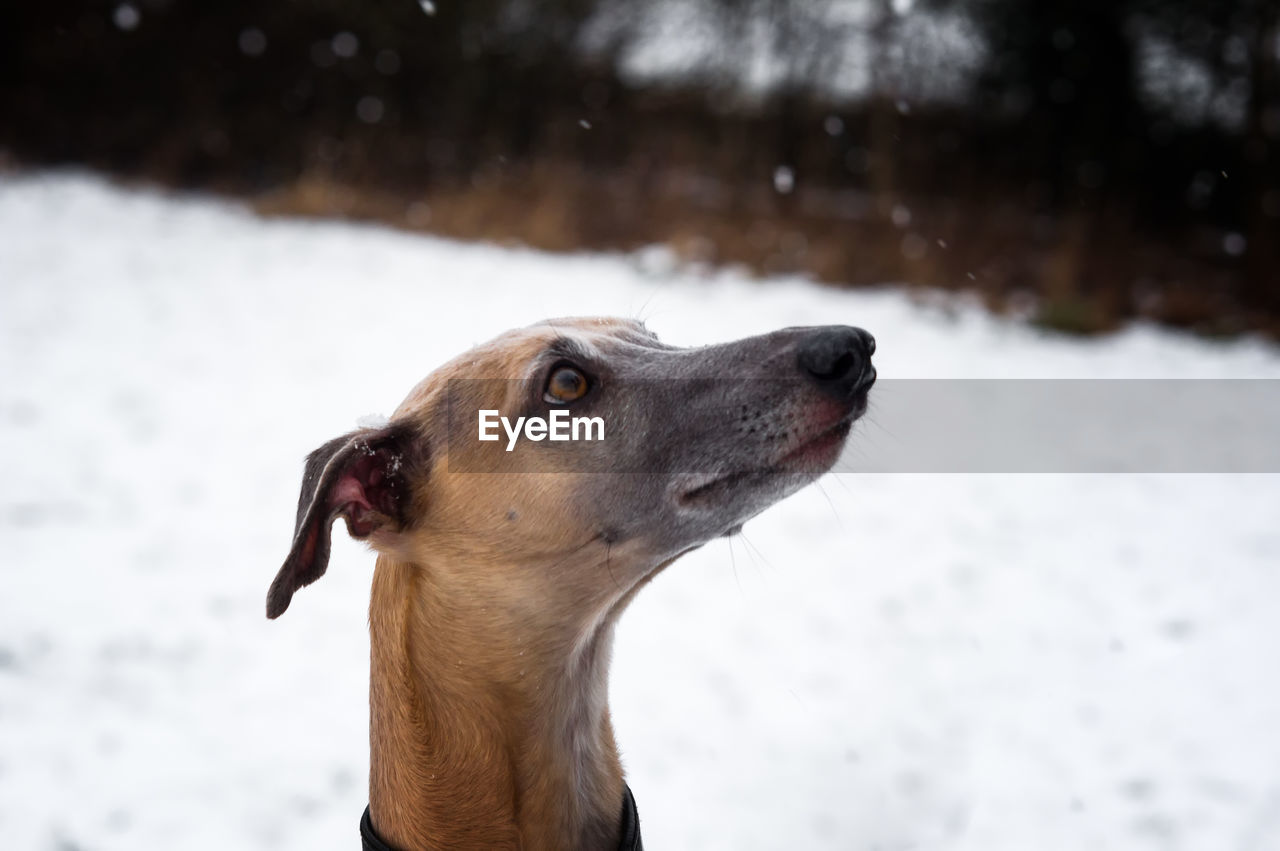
4;4;1280;851
3;0;1278;335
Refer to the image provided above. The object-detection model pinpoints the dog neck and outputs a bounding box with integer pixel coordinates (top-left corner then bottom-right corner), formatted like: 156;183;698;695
367;555;627;851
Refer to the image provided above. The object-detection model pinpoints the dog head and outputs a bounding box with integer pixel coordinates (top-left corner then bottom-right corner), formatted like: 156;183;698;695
267;317;874;620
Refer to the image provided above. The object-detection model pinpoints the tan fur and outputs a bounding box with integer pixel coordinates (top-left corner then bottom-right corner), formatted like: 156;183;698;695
365;320;646;850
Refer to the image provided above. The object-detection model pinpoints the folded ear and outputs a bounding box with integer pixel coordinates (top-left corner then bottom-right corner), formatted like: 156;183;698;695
267;424;415;619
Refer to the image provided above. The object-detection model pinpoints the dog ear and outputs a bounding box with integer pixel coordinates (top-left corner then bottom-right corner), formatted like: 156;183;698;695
267;425;414;619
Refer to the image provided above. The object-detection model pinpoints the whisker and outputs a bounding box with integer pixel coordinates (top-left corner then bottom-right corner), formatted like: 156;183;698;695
739;530;776;575
812;478;843;528
633;282;664;324
726;535;743;596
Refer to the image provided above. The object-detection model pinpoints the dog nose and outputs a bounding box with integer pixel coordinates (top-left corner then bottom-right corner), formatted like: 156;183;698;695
796;326;876;395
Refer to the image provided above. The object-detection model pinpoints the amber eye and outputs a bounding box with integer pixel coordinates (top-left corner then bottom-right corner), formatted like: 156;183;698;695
544;365;589;403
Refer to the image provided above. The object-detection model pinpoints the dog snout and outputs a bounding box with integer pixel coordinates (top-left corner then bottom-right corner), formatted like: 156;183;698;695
796;326;876;397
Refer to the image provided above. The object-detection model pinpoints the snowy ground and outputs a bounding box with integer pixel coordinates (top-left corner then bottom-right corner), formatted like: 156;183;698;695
2;173;1280;851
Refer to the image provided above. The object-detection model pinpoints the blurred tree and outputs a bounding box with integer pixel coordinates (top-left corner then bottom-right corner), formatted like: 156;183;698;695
921;2;1273;165
924;0;1277;303
1;0;1275;326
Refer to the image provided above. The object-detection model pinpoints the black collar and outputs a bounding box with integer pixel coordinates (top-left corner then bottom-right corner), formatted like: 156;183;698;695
359;807;395;851
361;784;643;850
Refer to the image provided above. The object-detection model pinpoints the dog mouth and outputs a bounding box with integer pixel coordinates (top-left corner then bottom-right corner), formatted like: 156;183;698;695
676;411;858;508
774;416;854;469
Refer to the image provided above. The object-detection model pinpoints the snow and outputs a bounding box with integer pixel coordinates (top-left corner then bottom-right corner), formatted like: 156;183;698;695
2;172;1279;850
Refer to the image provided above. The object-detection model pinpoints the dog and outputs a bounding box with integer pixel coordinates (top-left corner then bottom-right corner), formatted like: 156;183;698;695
267;317;875;851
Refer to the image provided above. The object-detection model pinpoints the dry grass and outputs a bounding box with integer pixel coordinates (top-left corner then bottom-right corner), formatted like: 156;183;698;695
247;162;1274;339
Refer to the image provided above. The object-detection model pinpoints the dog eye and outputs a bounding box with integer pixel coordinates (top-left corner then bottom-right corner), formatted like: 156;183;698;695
544;365;589;404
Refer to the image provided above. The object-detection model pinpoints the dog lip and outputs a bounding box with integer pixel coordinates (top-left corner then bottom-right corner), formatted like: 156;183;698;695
676;408;859;507
774;415;854;468
676;467;776;507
